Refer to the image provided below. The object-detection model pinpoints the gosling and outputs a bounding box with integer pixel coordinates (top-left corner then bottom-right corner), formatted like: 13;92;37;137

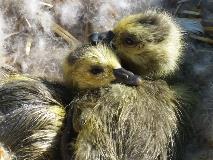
0;44;140;160
89;10;183;79
70;10;184;160
64;78;180;160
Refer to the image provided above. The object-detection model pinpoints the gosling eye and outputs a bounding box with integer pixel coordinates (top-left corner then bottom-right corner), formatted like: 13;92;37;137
123;37;135;46
90;65;104;75
139;18;157;25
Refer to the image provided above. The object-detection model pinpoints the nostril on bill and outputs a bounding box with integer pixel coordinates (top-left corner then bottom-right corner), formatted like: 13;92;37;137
113;68;142;86
89;31;115;46
120;73;129;80
89;32;100;45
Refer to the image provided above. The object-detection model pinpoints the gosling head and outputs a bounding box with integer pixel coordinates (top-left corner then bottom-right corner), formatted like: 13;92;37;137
89;11;183;78
63;44;141;89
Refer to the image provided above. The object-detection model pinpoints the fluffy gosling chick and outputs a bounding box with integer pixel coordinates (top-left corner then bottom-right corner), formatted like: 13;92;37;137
90;10;183;79
61;44;181;159
63;44;141;89
0;44;140;160
68;81;180;160
0;75;69;160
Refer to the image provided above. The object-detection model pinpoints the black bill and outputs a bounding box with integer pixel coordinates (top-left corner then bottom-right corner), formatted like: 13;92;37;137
89;31;115;45
113;68;142;86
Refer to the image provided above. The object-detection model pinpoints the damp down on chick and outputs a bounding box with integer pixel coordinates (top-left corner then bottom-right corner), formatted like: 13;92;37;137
63;44;141;89
60;43;182;160
83;10;186;160
0;44;141;160
63;80;181;160
0;76;70;160
89;10;183;79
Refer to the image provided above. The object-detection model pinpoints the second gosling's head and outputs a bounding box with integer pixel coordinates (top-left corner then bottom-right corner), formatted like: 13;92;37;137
63;44;141;89
90;11;183;78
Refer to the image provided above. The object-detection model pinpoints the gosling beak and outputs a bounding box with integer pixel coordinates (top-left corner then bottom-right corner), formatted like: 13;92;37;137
113;68;142;86
89;31;115;46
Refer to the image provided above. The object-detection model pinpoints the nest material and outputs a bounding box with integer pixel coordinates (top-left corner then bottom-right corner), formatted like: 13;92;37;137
0;0;161;80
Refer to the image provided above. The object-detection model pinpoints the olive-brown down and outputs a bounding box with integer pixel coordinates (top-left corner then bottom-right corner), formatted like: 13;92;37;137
112;10;183;78
0;75;71;160
0;44;135;160
66;81;181;160
63;44;121;89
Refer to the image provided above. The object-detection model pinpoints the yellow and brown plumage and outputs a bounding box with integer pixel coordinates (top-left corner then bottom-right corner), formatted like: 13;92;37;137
62;24;183;159
63;44;141;89
74;10;186;160
0;44;140;160
0;75;71;160
63;80;180;160
90;10;183;79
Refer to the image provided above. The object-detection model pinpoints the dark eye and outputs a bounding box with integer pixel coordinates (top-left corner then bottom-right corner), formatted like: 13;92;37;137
124;37;135;45
139;16;159;26
90;66;104;75
139;19;155;25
